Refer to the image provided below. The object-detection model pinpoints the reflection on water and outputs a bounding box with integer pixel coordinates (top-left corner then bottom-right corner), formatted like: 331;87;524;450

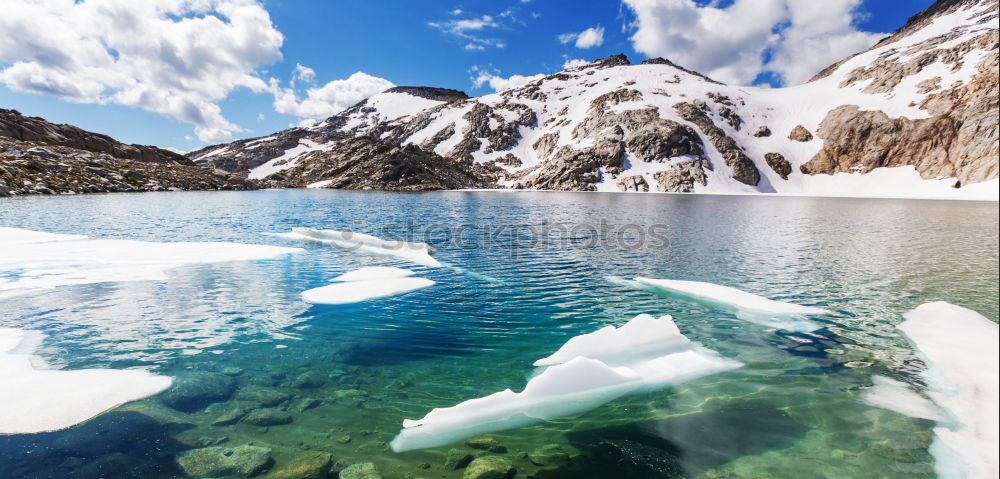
0;190;996;478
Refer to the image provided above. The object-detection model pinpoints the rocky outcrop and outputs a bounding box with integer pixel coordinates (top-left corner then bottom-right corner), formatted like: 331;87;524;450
765;153;792;180
1;109;189;165
175;445;272;478
674;101;760;186
788;125;814;142
653;159;712;192
0;139;256;197
383;86;469;102
617;174;649;192
267;136;487;191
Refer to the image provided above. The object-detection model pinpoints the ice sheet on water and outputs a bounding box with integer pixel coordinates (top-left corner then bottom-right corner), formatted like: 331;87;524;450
0;227;302;298
862;375;945;422
609;276;829;332
390;314;740;452
303;266;434;304
278;228;442;267
897;302;998;479
0;328;172;434
302;277;435;304
332;266;415;282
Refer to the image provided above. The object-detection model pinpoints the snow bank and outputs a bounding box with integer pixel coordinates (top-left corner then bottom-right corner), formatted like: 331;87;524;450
629;277;829;331
279;227;442;267
303;266;433;304
390;314;740;452
0;227;302;297
898;302;998;479
0;328;172;434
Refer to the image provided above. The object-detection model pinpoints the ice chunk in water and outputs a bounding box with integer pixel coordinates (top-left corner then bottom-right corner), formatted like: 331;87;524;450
332;266;415;282
0;227;301;298
279;228;442;267
303;266;433;304
897;302;998;479
302;277;434;304
390;314;740;452
862;375;945;422
0;328;172;434
618;277;829;331
534;313;689;367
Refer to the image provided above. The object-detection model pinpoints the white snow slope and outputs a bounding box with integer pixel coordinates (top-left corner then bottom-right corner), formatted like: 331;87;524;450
192;0;997;200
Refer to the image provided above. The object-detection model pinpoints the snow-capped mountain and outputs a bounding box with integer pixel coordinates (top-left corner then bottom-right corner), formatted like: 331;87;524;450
189;0;998;199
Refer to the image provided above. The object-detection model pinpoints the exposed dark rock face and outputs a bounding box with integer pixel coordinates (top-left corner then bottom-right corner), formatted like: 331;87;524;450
0;139;256;197
266;136;487;191
617;174;649;192
754;126;772;137
382;86;469;102
1;109;188;165
765;153;793;180
788;125;814;142
674;101;760;186
653;159;712;192
802;26;998;184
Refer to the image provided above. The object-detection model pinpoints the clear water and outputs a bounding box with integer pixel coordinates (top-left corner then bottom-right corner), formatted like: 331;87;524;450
1;190;997;479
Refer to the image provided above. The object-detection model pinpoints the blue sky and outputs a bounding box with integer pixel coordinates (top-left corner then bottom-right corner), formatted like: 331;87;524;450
0;0;934;152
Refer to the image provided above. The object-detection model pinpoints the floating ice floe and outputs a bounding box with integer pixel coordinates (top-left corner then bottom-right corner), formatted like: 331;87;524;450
390;314;740;452
0;328;172;434
862;375;945;422
0;227;302;298
611;276;830;332
896;302;998;479
303;266;434;304
278;227;442;267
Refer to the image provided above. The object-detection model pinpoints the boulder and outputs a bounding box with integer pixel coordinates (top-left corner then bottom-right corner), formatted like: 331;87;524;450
788;125;814;142
338;462;383;479
175;445;272;477
159;372;236;411
268;451;333;479
241;408;293;426
764;153;792;180
462;456;513;479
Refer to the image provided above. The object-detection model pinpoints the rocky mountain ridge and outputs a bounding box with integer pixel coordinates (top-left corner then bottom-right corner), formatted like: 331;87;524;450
0;110;256;196
190;0;998;199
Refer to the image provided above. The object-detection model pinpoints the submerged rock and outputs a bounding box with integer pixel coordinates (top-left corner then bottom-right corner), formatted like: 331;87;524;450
528;444;570;467
339;462;383;479
160;372;236;411
292;371;326;388
268;451;333;479
466;437;507;453
241;408;293;426
445;449;475;469
235;386;292;407
175;444;272;477
463;456;513;479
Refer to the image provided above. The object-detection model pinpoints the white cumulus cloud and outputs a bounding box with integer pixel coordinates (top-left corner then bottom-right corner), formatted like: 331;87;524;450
0;0;284;143
470;66;544;92
622;0;885;85
270;70;395;120
559;26;606;49
562;58;591;69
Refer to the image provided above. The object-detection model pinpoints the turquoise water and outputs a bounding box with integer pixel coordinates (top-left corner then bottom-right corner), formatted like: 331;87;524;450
1;190;997;479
